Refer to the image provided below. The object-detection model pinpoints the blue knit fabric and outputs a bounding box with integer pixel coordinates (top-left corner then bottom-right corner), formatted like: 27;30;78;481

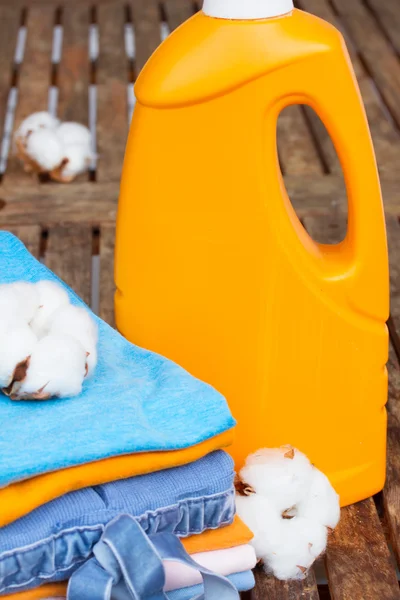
0;232;235;487
0;452;235;595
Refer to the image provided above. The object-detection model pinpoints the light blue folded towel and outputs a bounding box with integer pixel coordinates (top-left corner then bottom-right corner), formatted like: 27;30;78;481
168;571;255;600
0;232;235;487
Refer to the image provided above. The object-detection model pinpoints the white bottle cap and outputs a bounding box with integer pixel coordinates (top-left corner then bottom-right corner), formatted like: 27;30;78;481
202;0;294;20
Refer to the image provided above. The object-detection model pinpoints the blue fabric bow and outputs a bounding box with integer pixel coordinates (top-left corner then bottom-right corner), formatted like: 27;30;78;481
68;515;239;600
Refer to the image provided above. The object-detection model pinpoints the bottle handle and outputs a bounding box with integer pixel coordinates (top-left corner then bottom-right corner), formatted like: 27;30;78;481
270;45;388;320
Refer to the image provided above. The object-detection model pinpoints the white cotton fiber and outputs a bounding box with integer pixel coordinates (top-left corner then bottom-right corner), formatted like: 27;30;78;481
49;304;98;375
56;143;92;181
30;281;70;338
266;518;328;580
10;334;87;400
0;324;37;388
0;282;39;325
15;111;60;140
236;493;282;557
56;122;92;147
25;129;64;172
240;447;314;513
297;467;340;529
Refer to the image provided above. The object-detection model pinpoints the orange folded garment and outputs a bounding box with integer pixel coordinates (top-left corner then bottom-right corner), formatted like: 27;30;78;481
0;429;233;528
4;517;253;600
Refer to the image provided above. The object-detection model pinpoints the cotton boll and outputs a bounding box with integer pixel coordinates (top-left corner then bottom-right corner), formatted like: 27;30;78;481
50;144;92;183
297;467;340;529
57;122;92;147
15;111;60;141
9;334;87;400
236;494;282;558
25;129;65;172
0;324;37;388
240;447;314;513
0;282;39;325
266;518;328;580
30;281;70;338
49;304;98;376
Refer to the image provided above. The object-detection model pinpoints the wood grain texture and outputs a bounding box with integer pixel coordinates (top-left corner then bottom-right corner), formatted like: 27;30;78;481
253;567;319;600
330;0;400;130
45;224;92;304
0;5;22;146
277;105;323;175
164;0;194;31
325;499;400;600
57;2;89;124
96;1;128;183
299;0;400;175
5;5;54;180
99;223;116;327
131;0;161;73
3;225;41;258
364;0;400;57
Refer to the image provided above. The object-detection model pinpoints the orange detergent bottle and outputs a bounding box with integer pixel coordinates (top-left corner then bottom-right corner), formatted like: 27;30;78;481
115;0;389;506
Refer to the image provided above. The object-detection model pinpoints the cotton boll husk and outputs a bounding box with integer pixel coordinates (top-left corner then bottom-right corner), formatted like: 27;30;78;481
30;281;70;338
266;518;328;580
25;129;65;172
56;122;91;146
0;324;37;388
297;467;340;529
15;111;60;141
49;304;98;375
0;282;39;325
240;447;314;513
10;334;87;400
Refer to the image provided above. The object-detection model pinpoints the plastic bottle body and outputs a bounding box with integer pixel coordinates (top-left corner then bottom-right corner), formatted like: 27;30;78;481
115;10;389;506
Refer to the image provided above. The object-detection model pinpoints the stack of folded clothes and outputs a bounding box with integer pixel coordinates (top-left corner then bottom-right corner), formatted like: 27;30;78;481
0;233;257;600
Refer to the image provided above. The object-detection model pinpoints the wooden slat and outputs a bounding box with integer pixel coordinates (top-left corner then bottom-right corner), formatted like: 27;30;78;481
299;0;400;175
164;0;194;31
99;223;115;327
278;105;323;175
96;1;128;182
132;0;162;73
57;3;89;124
45;224;92;304
253;567;319;600
365;0;400;57
5;5;54;180
3;225;41;258
330;0;400;130
325;499;400;600
386;214;400;331
0;5;22;144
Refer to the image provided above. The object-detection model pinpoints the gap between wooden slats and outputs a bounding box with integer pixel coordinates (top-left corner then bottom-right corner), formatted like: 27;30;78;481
3;5;54;182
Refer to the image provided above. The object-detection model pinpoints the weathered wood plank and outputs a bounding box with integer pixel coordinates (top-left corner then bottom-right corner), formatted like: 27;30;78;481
386;215;400;331
253;567;319;600
57;2;90;124
45;224;92;304
96;1;128;183
277;105;323;175
299;0;400;176
0;5;22;150
2;176;400;227
5;5;54;180
330;0;400;131
132;0;161;73
2;225;41;258
365;0;400;58
325;499;400;600
164;0;194;31
99;223;116;327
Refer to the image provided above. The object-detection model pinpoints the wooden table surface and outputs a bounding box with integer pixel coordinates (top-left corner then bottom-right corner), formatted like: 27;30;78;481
1;0;400;599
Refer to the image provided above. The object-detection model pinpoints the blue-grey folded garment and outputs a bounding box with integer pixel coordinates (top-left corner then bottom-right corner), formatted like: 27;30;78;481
0;232;235;488
168;571;256;600
0;451;235;596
